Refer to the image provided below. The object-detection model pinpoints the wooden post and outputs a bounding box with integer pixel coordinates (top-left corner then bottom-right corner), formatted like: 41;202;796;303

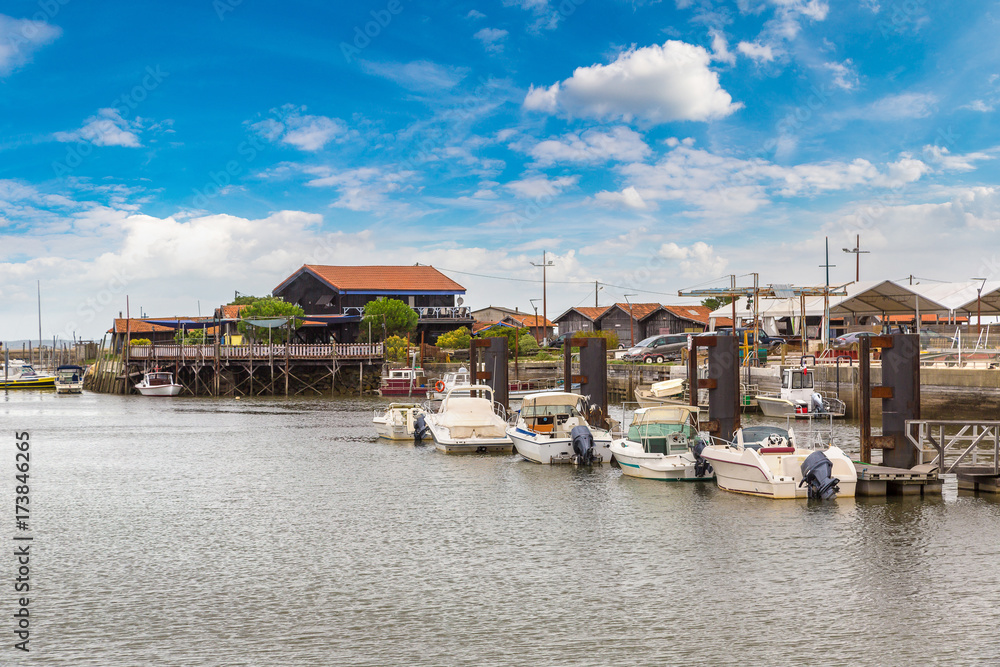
687;337;698;407
859;335;871;463
284;320;290;397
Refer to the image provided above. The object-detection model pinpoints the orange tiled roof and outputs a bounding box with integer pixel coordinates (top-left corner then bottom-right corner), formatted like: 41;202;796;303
661;305;712;325
611;302;662;320
283;265;465;292
109;319;174;334
507;314;554;327
220;304;250;319
573;306;610;321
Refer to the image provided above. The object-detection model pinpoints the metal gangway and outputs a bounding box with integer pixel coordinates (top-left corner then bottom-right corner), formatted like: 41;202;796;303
906;420;1000;474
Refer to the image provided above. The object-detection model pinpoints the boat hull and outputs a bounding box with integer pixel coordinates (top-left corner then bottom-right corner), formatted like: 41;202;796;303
432;438;512;454
611;446;708;481
136;384;182;397
509;428;613;464
755;395;796;417
701;446;857;499
55;383;83;394
1;377;56;389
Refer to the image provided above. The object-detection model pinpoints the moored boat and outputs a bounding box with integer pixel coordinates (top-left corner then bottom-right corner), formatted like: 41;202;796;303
610;406;713;481
55;365;85;394
700;425;857;499
135;371;183;396
755;366;845;418
379;367;427;397
373;403;429;441
425;384;512;453
1;361;56;389
506;391;613;464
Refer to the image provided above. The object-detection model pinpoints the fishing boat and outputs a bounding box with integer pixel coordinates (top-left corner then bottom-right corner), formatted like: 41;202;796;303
0;361;56;389
754;366;845;418
610;406;713;481
699;425;857;499
135;371;183;396
372;403;428;441
54;365;85;394
424;384;512;454
378;367;427;397
506;391;613;464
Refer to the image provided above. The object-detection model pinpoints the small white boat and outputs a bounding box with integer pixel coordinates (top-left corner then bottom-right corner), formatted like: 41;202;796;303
426;367;471;400
373;403;428;441
610;406;713;481
55;365;85;394
135;371;183;396
507;391;613;464
700;425;857;499
425;384;512;453
755;367;845;418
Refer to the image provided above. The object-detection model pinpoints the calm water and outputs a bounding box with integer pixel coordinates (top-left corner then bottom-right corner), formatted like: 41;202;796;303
3;391;1000;666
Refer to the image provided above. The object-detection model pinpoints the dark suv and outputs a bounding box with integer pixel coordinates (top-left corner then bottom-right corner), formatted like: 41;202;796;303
716;328;786;348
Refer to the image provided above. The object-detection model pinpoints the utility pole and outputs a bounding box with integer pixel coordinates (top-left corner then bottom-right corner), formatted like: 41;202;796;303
842;234;869;283
531;251;554;345
595;281;599;308
820;237;836;347
624;294;638;347
37;280;42;357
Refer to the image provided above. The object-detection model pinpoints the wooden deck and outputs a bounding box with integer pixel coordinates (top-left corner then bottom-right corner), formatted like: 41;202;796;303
854;462;942;497
127;343;384;361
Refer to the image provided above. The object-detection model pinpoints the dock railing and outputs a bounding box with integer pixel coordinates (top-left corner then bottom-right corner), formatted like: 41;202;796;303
906;420;1000;474
127;343;384;361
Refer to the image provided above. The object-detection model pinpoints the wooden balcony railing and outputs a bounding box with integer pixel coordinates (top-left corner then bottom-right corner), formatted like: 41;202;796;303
127;343;384;361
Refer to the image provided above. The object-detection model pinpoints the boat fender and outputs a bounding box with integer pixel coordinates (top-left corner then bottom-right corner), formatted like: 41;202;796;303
570;425;596;465
434;380;446;393
799;450;840;500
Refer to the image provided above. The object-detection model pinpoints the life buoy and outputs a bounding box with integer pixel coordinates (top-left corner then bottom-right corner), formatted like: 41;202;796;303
434;380;446;393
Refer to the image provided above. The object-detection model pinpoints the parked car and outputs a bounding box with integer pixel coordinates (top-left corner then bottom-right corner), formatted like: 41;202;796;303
715;327;786;348
832;331;873;348
623;334;689;363
545;332;573;349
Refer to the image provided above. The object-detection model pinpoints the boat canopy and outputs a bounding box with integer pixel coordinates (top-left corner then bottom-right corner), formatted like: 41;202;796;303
520;392;585;418
522;392;585;407
627;407;700;453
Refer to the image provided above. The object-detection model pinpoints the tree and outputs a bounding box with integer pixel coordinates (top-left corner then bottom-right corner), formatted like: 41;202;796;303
476;325;528;354
174;329;205;345
436;327;472;349
361;298;418;341
236;297;304;343
701;296;733;312
229;294;263;306
384;335;411;363
518;333;539;355
574;330;619;349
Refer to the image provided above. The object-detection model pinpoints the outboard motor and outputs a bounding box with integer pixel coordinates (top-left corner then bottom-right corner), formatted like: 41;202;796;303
690;436;713;478
413;414;429;443
799;450;840;499
570;425;597;465
811;392;825;414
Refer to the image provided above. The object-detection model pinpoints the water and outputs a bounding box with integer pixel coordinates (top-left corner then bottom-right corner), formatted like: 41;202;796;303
3;391;1000;665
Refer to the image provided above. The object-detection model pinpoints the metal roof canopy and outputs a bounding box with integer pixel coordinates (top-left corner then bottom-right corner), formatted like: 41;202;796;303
829;280;950;316
952;282;1000;315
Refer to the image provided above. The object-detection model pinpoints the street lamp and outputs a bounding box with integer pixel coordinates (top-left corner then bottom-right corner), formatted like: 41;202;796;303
624;294;638;347
529;298;541;343
973;277;987;336
530;251;555;346
842;234;870;283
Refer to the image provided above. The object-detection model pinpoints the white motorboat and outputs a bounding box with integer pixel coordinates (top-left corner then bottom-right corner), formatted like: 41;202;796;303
55;365;85;394
135;371;183;396
755;367;845;418
428;368;570;401
425;384;512;454
506;391;613;464
372;403;428;441
700;425;857;499
610;406;714;481
427;367;471;400
1;361;56;389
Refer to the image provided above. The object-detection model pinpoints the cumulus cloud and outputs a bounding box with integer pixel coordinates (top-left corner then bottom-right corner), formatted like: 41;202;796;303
303;166;416;212
524;127;651;165
474;28;509;54
923;145;995;172
53;108;142;147
0;14;61;76
504;175;578;199
250;105;348;151
867;92;938;120
709;30;736;66
657;241;728;278
737;41;776;63
594;186;651;210
522;41;742;124
823;59;858;90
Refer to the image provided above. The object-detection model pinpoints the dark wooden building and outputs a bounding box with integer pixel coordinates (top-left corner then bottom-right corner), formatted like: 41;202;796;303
595;303;661;347
272;264;473;343
553;306;609;336
641;305;712;335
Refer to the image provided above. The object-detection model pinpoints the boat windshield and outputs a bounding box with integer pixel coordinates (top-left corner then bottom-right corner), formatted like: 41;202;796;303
735;426;790;445
627;422;697;453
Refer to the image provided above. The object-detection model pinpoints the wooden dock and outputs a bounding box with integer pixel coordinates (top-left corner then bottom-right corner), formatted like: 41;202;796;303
854;462;942;497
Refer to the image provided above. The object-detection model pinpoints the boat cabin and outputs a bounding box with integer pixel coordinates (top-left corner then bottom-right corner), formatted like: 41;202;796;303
780;367;816;406
145;372;176;386
626;406;700;454
56;365;84;382
519;392;589;436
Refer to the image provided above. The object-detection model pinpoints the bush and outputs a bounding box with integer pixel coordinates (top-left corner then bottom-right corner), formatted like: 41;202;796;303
384;335;412;363
237;296;304;343
129;338;152;346
436;326;471;350
518;333;539;355
362;298;418;341
573;330;619;349
173;329;205;345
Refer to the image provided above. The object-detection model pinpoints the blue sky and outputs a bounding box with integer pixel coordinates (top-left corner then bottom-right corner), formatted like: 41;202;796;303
3;0;1000;340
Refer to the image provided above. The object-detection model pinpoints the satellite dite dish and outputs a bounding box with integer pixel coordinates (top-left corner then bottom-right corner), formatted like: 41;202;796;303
457;297;464;305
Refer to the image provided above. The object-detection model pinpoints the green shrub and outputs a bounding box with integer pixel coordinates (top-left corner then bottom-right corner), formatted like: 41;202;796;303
173;329;206;345
384;335;411;363
572;330;619;349
129;338;152;346
436;326;472;349
518;333;539;355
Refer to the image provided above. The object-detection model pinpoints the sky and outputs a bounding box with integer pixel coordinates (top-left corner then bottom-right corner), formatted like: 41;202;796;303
3;0;1000;340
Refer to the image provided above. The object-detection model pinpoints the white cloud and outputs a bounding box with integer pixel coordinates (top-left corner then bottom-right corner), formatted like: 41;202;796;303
657;241;728;278
0;14;61;76
466;10;487;20
823;59;858;91
961;99;994;113
594;186;651;210
867;92;938;119
250;105;348;152
503;0;560;32
737;41;776;63
303;166;416;212
474;28;509;54
361;60;469;91
923;145;995;172
709;30;736;66
53;108;142;147
522;41;742;124
524;127;651;165
504;175;579;199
